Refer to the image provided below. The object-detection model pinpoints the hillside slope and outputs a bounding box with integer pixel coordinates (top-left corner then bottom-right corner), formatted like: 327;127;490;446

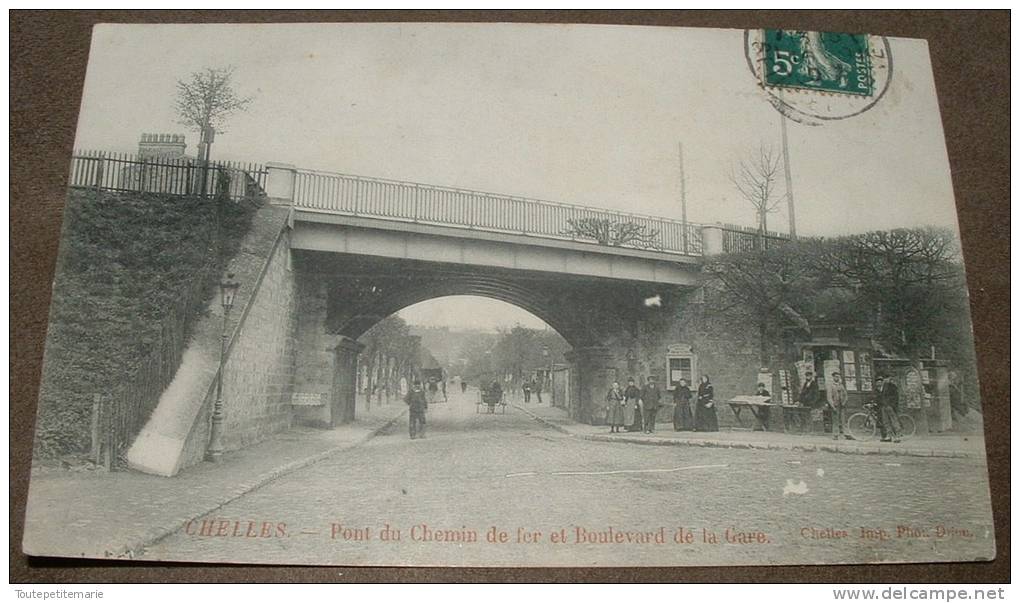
34;188;257;459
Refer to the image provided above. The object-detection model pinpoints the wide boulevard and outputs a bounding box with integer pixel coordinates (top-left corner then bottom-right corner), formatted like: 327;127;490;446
143;388;994;567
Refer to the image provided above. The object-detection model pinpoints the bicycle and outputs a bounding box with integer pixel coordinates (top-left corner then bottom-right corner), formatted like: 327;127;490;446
846;402;916;441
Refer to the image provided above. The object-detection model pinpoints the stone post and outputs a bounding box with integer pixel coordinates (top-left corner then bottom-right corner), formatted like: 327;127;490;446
332;336;365;427
701;223;726;256
265;162;297;204
564;346;615;425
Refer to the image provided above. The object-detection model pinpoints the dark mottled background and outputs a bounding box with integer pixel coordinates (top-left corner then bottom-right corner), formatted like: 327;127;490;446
10;10;1009;583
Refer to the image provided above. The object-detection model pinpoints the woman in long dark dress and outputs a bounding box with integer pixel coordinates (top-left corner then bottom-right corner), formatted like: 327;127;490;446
624;378;642;432
672;378;694;431
695;375;719;432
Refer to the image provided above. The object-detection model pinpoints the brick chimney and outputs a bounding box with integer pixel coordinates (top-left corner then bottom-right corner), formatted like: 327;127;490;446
138;133;187;159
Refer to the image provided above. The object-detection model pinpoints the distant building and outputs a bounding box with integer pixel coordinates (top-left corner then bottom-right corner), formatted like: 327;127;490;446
121;133;199;194
137;133;188;160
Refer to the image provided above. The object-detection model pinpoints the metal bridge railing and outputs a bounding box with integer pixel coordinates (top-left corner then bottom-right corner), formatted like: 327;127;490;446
291;169;704;256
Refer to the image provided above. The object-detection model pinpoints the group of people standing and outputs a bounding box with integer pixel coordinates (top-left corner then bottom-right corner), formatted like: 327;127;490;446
521;377;544;404
604;375;719;434
800;369;902;442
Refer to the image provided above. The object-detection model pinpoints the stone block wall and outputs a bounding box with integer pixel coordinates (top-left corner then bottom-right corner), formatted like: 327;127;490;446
290;273;336;427
660;290;768;429
599;286;765;429
174;215;298;471
219;230;298;451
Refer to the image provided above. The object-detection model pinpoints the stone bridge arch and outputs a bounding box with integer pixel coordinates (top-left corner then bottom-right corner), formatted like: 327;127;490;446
291;250;692;427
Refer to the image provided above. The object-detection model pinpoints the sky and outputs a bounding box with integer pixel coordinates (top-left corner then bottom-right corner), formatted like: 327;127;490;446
76;23;961;236
399;296;547;331
72;23;963;330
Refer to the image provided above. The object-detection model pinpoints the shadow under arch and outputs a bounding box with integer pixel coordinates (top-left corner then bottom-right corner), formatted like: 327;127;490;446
331;273;592;348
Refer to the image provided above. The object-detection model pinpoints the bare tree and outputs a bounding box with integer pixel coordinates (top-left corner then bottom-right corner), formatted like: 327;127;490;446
707;226;970;370
807;227;966;355
704;243;817;368
173;66;253;137
563;217;660;249
729;143;786;248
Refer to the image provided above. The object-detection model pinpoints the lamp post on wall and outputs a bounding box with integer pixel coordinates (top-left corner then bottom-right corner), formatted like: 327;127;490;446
207;273;241;463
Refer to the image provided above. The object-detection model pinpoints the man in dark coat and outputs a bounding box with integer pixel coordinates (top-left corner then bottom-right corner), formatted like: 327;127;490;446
640;376;662;434
799;371;820;408
876;375;902;442
404;380;428;439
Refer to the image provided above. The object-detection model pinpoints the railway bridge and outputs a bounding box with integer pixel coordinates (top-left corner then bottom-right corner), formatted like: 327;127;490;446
125;162;771;476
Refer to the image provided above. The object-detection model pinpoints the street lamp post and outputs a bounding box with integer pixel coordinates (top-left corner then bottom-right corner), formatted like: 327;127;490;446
207;273;240;463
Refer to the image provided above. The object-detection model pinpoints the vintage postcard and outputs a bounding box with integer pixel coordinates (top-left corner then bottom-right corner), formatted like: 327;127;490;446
23;23;994;567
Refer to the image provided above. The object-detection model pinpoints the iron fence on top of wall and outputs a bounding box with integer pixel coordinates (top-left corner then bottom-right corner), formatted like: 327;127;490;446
69;150;267;201
719;223;792;254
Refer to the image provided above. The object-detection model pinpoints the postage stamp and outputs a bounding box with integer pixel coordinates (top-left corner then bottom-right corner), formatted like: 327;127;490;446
761;30;874;97
745;29;893;126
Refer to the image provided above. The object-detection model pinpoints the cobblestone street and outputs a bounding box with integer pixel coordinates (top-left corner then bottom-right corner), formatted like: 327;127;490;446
143;389;995;567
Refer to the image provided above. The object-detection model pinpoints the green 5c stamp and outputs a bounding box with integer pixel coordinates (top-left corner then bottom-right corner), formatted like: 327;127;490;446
762;30;873;96
744;29;893;126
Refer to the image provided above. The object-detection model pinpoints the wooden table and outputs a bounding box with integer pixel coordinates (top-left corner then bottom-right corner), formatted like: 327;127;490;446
727;396;777;431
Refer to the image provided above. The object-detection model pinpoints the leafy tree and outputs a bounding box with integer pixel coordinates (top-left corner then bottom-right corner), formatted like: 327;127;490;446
358;315;421;399
459;326;568;388
174;66;253;137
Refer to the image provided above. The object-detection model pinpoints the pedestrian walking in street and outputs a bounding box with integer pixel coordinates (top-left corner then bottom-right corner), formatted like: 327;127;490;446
404;380;428;439
695;375;719;432
827;371;851;440
640;376;662;434
672;378;694;431
624;377;641;432
876;375;902;443
485;379;503;414
522;380;532;404
605;381;626;433
532;377;544;404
